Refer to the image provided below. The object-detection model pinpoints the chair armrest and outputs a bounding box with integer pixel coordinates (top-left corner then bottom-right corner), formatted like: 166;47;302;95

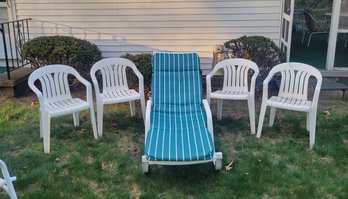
206;67;223;104
202;99;214;139
312;81;322;107
145;100;152;139
28;81;44;110
262;75;273;101
249;68;260;96
206;74;213;104
90;70;101;100
75;75;94;104
129;66;144;95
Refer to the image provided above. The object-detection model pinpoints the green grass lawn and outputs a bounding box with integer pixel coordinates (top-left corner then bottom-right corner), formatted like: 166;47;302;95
0;96;347;198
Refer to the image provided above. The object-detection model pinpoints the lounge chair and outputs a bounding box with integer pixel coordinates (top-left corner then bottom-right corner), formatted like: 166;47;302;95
142;52;222;173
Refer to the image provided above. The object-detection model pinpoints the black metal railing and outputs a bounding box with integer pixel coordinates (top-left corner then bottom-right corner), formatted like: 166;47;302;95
0;18;31;79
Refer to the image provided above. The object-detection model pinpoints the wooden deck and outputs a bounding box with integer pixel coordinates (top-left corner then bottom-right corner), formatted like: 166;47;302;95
320;69;348;77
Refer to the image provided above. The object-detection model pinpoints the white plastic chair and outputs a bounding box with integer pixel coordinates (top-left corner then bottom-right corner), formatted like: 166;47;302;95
206;58;259;134
256;62;322;149
90;58;145;136
0;160;17;199
28;65;98;153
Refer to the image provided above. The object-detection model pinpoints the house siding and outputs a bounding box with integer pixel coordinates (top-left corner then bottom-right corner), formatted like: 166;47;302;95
13;0;282;73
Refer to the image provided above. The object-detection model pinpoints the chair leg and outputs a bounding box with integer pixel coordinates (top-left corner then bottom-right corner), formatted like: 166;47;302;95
214;152;223;171
256;102;267;138
73;112;80;127
96;102;104;137
306;112;310;131
302;31;306;44
39;111;43;138
247;98;256;134
269;107;277;127
308;110;317;149
7;179;17;199
142;155;149;174
217;99;223;120
0;160;17;199
129;101;136;117
140;97;146;124
307;33;314;47
89;104;98;140
42;113;51;153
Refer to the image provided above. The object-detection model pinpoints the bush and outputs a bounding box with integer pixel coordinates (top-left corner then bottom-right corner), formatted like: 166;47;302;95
121;53;152;88
21;35;102;79
224;35;285;92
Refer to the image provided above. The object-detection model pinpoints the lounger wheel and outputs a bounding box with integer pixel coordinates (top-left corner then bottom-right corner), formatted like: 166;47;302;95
214;152;223;171
142;156;149;174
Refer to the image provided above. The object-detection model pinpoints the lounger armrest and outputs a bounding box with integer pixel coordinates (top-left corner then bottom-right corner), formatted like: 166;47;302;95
145;100;152;138
202;99;214;139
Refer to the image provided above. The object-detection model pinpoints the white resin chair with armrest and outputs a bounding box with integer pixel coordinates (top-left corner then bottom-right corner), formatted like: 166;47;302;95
90;58;145;137
28;65;98;153
0;160;17;199
256;62;322;149
206;58;259;134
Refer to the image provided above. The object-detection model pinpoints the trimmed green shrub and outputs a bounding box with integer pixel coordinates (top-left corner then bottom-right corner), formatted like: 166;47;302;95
224;35;285;92
121;53;152;88
21;35;102;79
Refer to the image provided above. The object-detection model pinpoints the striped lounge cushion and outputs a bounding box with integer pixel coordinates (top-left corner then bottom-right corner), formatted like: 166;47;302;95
144;52;215;161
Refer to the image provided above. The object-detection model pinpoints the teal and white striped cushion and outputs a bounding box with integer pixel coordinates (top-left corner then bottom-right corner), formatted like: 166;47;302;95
145;52;214;161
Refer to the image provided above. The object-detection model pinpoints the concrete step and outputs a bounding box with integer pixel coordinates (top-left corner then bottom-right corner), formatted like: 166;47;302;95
0;67;34;97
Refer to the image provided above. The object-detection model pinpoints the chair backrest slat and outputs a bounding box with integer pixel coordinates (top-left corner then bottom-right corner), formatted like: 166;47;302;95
272;63;322;101
39;72;71;101
215;59;259;92
91;58;135;93
28;65;80;102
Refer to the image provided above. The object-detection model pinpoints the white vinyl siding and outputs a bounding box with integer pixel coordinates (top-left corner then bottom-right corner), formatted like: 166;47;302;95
13;0;282;73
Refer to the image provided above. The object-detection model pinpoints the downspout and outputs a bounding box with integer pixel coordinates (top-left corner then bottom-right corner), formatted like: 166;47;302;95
278;0;284;48
6;0;17;22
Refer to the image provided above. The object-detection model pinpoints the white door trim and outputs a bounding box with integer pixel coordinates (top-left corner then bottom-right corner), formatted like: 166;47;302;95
279;0;295;62
326;0;342;70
